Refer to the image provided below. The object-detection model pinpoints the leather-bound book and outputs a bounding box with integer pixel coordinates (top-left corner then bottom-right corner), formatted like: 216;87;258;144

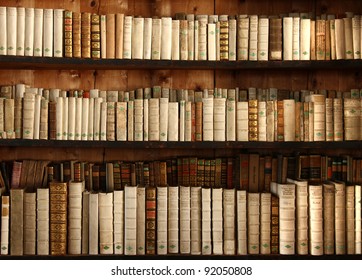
64;10;73;57
91;14;101;58
81;12;91;58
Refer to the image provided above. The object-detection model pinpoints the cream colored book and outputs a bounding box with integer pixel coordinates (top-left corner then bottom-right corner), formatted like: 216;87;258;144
137;186;146;255
333;180;346;255
344;17;354;59
88;98;94;140
271;182;296;255
68;181;83;255
123;15;132;59
236;190;247;255
54;9;64;57
202;187;212;255
207;23;216;61
355;185;362;254
100;15;107;58
5;98;15;139
113;190;124;254
258;101;267;141
23;92;35;140
352;15;361;59
283;99;296;141
0;98;4;137
37;188;49;255
308;184;323;256
99;192;114;254
24;192;36;255
249;15;258;60
172;20;180;60
6;7;17;56
33;8;43;56
212;188;223;255
61;96;68;140
116;102;127;141
194;20;199;60
330;19;336;60
159;98;168;141
333;98;343;141
67;97;75;140
335;19;345;59
168;186;179;254
323;182;335;255
283;17;293;60
115;13;124;59
0;7;7;55
257;17;269;61
168;102;178;141
1;195;9;255
344;98;360;140
161;17;172;60
179;100;186;141
229;18;237;61
300;18;311;60
157;186;168;255
266;100;275;142
143;98;149;141
149;98;160;141
185;101;192;141
187;18;194;60
226;100;236;141
180;19;188;60
202;98;214;141
100;101;107;141
16;7;25;56
134;99;143;141
93;97;102;140
81;191;89;254
143;17;152;59
125;185;137;255
248;192;260;254
75;97;82;140
325;98;333;141
191;186;201;255
197;16;207;60
238;16;249;60
346;185;355;254
310;94;326;141
127;100;134;141
89;192;99;255
81;98;89;141
287;178;308;255
180;186;191;254
43;9;53;57
223;188;235;255
10;188;24;255
292;17;300;60
151;18;161;60
106;14;115;59
260;192;271;255
132;17;144;59
236;101;249;141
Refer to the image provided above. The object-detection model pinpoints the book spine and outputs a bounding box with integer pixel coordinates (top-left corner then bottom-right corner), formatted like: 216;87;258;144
257;18;269;61
249;15;258;60
309;184;324;256
300;19;311;60
23;192;36;255
53;9;63;57
202;98;213;141
33;9;43;57
157;186;168;255
132;17;144;59
236;190;247;255
248;100;258;141
168;186;179;253
113;190;124;254
346;185;355;254
143;17;152;59
115;13;124;59
161;17;172;60
137;187;146;255
355;185;362;254
316;19;326;60
125;185;137;255
223;188;235;255
16;7;25;56
149;98;160;141
0;7;7;55
260;192;271;254
151;18;161;60
190;186;201;255
146;187;156;255
202;187;212;255
171;20;180;60
89;192;99;254
99;192;114;254
323;183;335;255
106;14;115;59
68;181;83;255
43;9;53;57
81;12;91;58
238;17;249;60
258;101;267;141
72;12;81;58
1;195;10;255
7;7;17;56
292;17;300;60
81;191;89;254
248;192;260;254
271;195;279;254
180;186;191;254
91;14;101;59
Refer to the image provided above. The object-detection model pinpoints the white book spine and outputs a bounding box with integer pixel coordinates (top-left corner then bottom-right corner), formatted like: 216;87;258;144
168;102;178;141
202;98;213;141
151;18;161;60
237;190;247;255
295;180;309;255
202;187;212;255
346;185;355;255
179;100;185;141
82;191;89;254
355;185;362;254
207;23;216;61
229;19;237;61
33;9;43;57
300;19;311;60
213;98;226;141
23;93;35;139
212;188;223;255
143;99;149;141
100;101;107;141
194;20;199;60
191;186;201;255
37;189;49;255
24;192;36;255
6;7;17;55
249;15;258;60
188;20;194;60
172;20;180;60
257;18;269;61
81;98;89;141
161;17;172;60
143;18;152;59
53;9;64;57
238;17;249;60
116;102;127;141
43;9;53;57
132;17;144;59
127;100;134;141
334;181;346;255
123;16;132;59
292;17;300;60
0;7;7;55
88;98;94;140
283;17;293;60
68;97;76;140
258;101;267;141
223;188;236;255
236;101;249;141
113;190;124;254
99;192;114;254
168;186;179;253
125;185;137;255
159;98;169;141
283;99;296;141
248;193;260;254
55;97;63;141
68;181;83;255
185;101;192;141
226;100;236;141
100;15;107;59
157;186;168;255
137;187;146;255
134;99;143;141
180;186;191;254
61;97;68;140
16;7;25;56
75;97;82;140
197;18;207;60
89;193;99;255
149;98;160;141
309;184;324;256
260;193;271;255
33;94;41;139
1;196;9;255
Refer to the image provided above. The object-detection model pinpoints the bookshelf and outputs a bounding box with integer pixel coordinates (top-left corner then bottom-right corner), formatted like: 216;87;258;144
0;0;362;259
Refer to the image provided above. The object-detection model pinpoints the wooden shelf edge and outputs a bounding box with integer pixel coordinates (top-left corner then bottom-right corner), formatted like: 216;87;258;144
0;139;361;149
0;55;362;70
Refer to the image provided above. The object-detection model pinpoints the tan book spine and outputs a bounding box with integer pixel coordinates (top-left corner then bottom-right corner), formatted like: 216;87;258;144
197;17;207;61
260;193;271;254
0;98;4;137
50;182;67;255
161;17;172;60
355;185;362;254
0;7;7;55
344;17;354;59
330;19;336;60
74;97;82;140
292;17;300;60
171;20;180;60
202;98;214;141
113;190;124;254
4;98;14;139
99;192;114;254
179;19;188;60
344;98;361;140
316;19;326;60
43;9;53;57
81;12;91;58
72;12;81;58
127;100;134;141
100;15;107;58
106;14;116;59
276;100;284;141
195;101;203;141
23;93;35;139
151;18;161;60
157;186;168;255
229;18;237;61
91;14;100;59
1;195;9;255
132;17;144;59
180;186;191;254
219;19;229;60
60;96;68;140
333;98;343;141
191;186;201;255
248;193;260;254
24;192;36;255
194;20;199;60
352;15;361;59
167;102;178;141
10;189;24;255
115;13;124;59
335;19;345;59
323;182;335;255
236;101;249;141
248;100;258;141
346;185;355;254
266;100;275;142
68;181;83;255
300;19;311;60
308;101;314;141
148;98;160;141
221;189;235;255
238;16;249;60
202;187;212;255
309;184;324;256
134;99;143;141
106;101;115;141
312;95;326;141
258;101;267;141
226;100;236;141
116;102;127;141
143;17;152;59
249;15;258;60
159;98;169;141
283;17;293;60
310;20;316;60
257;17;269;61
143;99;149;141
187;19;194;60
16;7;25;56
37;189;49;255
325;19;331;60
185;101;192;141
168;186;179;254
88;98;94;140
325;98;333;141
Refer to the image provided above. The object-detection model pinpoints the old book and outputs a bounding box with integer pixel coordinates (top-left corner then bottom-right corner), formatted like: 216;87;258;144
24;8;34;56
23;92;35;140
168;186;179;253
187;17;195;60
4;98;14;139
236;190;247;255
257;17;269;61
53;9;64;57
355;185;362;254
99;192;114;254
151;18;161;60
222;188;235;255
260;193;271;254
346;184;355;254
36;188;49;255
330;19;336;59
136;186;145;255
195;101;203;141
89;192;99;255
81;191;89;254
202;98;213;141
316;19;326;60
106;14;115;58
190;186;201;255
344;98;361;140
213;98;226;141
271;182;296;255
81;98;89;140
1;195;10;255
171;20;180;60
212;188;223;255
81;12;91;58
166;102;178;141
283;17;293;60
248;154;259;193
91;14;100;58
0;7;6;55
124;185;137;255
197;15;208;60
43;9;53;57
132;17;144;59
201;187;212;255
344;17;354;59
157;186;167;255
114;13;124;58
310;20;316;60
100;101;107;141
229;18;237;61
16;7;25;56
158;98;168;141
249;15;258;60
269;18;282;60
207;23;216;61
283;99;296;141
50;182;67;255
323;182;335;255
248;100;258;141
352;15;361;59
142;17;152;59
271;195;279;254
300;18;311;60
33;8;43;56
112;190;123;254
258;101;266;141
248;192;260;254
236;101;248;141
23;192;36;255
161;17;172;60
219;19;229;60
333;98;343;141
68;181;83;255
292;16;300;60
180;186;191;254
72;12;81;57
146;186;156;254
237;16;249;60
308;184;323;255
74;97;82;140
149;98;160;141
335;19;345;59
6;7;17;56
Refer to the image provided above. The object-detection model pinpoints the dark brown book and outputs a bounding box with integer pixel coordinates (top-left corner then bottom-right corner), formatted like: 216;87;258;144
171;159;178;186
63;161;71;183
50;181;67;255
10;161;22;189
258;156;265;192
182;158;190;186
149;161;155;187
309;154;321;184
197;159;205;187
153;161;160;187
277;100;284;141
136;161;145;186
166;159;173;186
269;18;282;60
91;14;101;58
248;154;259;193
81;12;91;58
191;102;196;141
215;158;222;188
113;161;122;190
271;194;279;254
146;186;156;255
83;162;91;191
64;10;73;57
195;102;203;141
177;158;183;185
143;162;150;186
73;161;81;182
239;153;249;190
226;157;233;189
72;12;81;58
204;159;211;188
91;164;100;192
48;101;57;140
121;162;131;187
130;163;136;186
159;161;167;187
264;156;272;192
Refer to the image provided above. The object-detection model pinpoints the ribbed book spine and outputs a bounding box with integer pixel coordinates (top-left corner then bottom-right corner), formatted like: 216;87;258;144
220;19;229;60
168;186;179;253
309;184;324;256
223;188;235;255
72;12;81;57
248;100;258;141
68;181;83;255
248;192;260;254
24;192;36;255
146;186;156;255
113;190;124;254
91;14;101;58
137;187;146;255
125;185;137;255
202;187;212;254
249;15;258;60
346;185;355;254
99;192;114;254
1;195;10;255
64;10;73;57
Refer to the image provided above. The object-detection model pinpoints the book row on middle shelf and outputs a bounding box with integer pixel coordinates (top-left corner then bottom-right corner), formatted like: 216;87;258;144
1;84;362;141
1;153;361;195
1;6;362;61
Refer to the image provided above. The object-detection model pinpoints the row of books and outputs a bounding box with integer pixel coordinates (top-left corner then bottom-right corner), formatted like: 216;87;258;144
0;6;362;61
1;179;361;256
2;85;362;141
